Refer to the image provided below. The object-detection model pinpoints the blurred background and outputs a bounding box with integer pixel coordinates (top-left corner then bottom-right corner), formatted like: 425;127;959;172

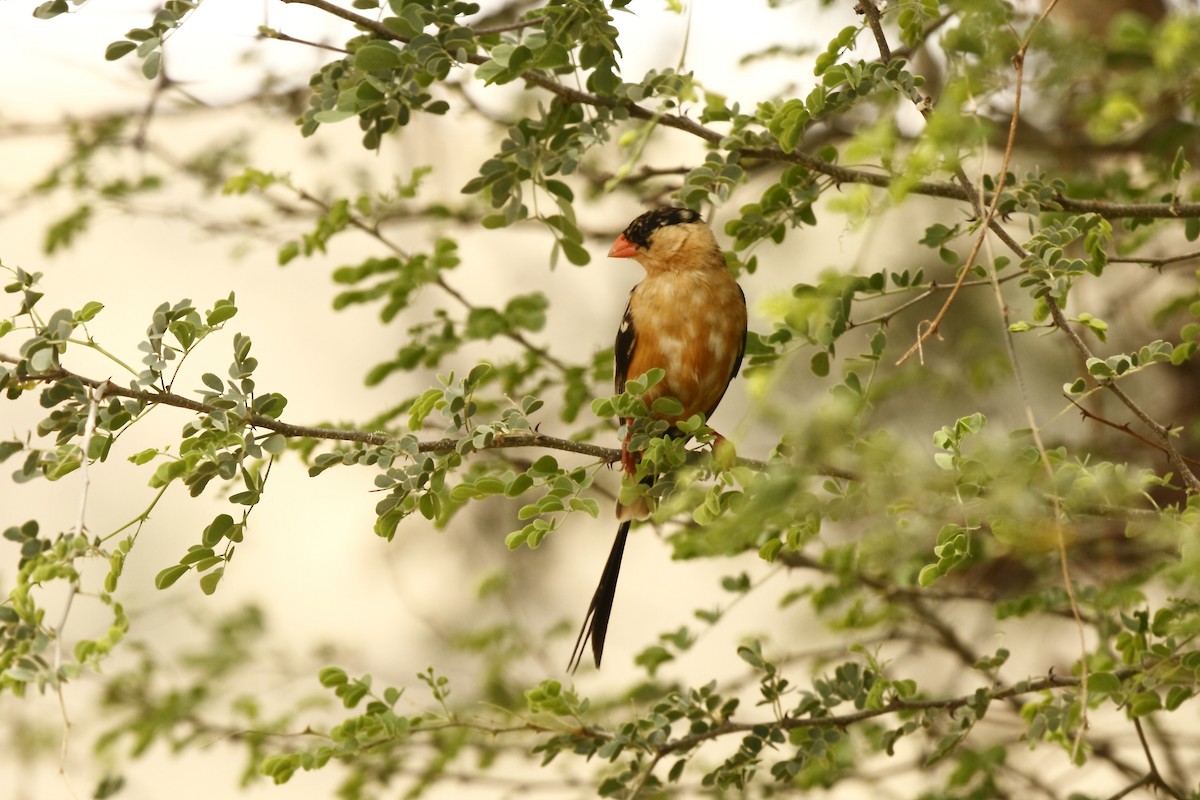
2;0;1194;798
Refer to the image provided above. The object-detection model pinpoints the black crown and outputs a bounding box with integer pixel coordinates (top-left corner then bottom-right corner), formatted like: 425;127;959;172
621;207;701;248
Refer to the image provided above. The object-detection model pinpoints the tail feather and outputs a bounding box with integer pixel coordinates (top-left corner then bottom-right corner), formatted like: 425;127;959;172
568;521;631;672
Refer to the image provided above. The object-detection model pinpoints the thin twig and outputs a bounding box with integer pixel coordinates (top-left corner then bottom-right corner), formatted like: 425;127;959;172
1108;249;1200;268
1133;716;1188;800
53;382;103;799
1043;295;1200;491
258;27;351;55
857;1;892;61
1067;395;1200;470
53;577;79;800
291;188;573;375
1098;774;1156;800
474;16;546;36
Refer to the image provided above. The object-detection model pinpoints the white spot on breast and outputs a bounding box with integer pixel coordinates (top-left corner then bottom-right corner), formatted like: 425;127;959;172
708;329;728;363
658;333;685;362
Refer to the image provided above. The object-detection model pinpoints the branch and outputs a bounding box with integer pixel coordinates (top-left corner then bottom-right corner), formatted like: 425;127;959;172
1132;717;1188;800
1099;774;1156;800
289;188;573;375
847;272;1023;330
258;27;351;55
856;1;892;62
276;0;1200;222
0;353;618;463
1108;248;1200;269
1067;395;1200;470
653;672;1085;758
1044;297;1200;493
473;16;546;36
856;0;1200;494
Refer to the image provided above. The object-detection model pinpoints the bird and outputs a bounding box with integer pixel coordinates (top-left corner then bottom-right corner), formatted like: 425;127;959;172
568;207;748;672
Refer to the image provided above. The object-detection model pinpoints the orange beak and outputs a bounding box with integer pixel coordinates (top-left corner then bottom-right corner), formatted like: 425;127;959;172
608;233;639;259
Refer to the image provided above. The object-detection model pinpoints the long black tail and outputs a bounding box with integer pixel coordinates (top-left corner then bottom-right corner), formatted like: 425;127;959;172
568;520;631;672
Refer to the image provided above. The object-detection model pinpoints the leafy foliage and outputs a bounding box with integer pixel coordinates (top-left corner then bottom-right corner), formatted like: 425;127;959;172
3;0;1200;798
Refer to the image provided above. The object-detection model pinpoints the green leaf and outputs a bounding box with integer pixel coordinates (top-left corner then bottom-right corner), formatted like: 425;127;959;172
154;564;189;590
141;50;161;80
313;109;356;124
560;238;590;266
261;434;286;455
199;567;224;595
1128;691;1161;716
206;300;238;326
1165;686;1193;711
505;473;534;497
650;396;684;416
318;666;348;687
634;645;674;677
1085;671;1121;695
354;42;402;71
202;514;235;547
759;538;783;562
128;448;158;465
466;362;493;388
814;25;858;75
75;301;104;322
465;307;508;339
32;0;68;19
917;563;941;587
105;40;137;60
179;547;215;566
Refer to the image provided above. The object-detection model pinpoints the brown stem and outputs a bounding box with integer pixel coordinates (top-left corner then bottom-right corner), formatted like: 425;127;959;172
1132;717;1188;800
654;672;1085;757
856;0;892;62
291;188;572;375
1043;296;1200;492
0;354;618;462
1067;396;1200;470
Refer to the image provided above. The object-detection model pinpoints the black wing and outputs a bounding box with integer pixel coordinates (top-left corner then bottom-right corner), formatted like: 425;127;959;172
614;294;637;394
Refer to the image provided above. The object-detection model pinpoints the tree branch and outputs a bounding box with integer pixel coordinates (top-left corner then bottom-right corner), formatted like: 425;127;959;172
276;0;1200;222
1132;716;1188;800
1044;296;1200;493
0;353;619;463
653;672;1086;758
1068;395;1200;470
1108;248;1200;269
290;188;572;374
856;1;892;62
